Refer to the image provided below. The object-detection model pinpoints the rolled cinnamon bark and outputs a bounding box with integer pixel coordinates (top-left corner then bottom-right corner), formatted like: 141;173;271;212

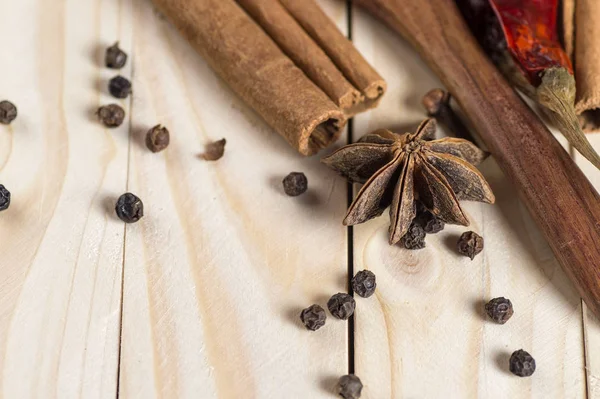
279;0;387;109
563;0;600;131
237;0;364;114
152;0;345;156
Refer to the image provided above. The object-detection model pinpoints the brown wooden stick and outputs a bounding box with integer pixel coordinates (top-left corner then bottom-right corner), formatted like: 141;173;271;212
355;0;600;318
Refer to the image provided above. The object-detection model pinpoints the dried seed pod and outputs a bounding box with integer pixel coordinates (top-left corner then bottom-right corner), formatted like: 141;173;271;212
145;125;170;152
457;231;484;260
401;222;426;250
0;101;17;125
201;138;227;161
416;203;445;234
485;297;514;324
105;42;128;69
0;185;10;211
351;270;376;298
282;172;308;196
115;193;144;223
327;293;356;320
108;75;132;99
509;349;536;377
96;104;126;128
338;374;363;399
300;304;326;331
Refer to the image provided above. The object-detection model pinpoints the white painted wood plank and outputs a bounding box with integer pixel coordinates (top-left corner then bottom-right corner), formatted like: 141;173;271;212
572;136;600;399
118;0;349;397
351;7;586;398
0;0;132;397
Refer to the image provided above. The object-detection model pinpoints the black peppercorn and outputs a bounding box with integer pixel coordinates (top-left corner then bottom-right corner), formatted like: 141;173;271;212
300;304;326;331
97;104;125;128
105;42;128;69
108;75;132;99
145;125;170;152
509;349;536;377
115;193;143;223
351;270;376;298
0;185;10;211
327;293;356;320
457;231;484;260
416;204;445;234
0;101;17;125
338;374;363;399
282;172;308;196
401;222;426;250
485;297;514;324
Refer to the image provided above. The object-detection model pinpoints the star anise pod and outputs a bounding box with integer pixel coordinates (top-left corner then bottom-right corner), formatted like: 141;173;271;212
322;119;494;244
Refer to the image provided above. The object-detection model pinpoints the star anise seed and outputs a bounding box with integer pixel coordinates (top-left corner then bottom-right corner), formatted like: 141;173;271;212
322;119;494;245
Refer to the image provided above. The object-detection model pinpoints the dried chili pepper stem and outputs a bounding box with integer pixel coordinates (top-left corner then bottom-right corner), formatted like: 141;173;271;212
536;67;600;169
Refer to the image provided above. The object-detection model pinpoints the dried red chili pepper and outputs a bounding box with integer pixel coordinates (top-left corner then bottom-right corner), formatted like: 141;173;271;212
457;0;600;170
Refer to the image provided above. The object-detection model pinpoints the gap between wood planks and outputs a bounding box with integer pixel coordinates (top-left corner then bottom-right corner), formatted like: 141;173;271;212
346;0;356;377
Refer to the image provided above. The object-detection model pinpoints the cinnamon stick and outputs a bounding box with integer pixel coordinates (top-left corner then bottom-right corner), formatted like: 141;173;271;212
152;0;345;156
237;0;364;115
573;0;600;131
354;0;600;319
279;0;386;107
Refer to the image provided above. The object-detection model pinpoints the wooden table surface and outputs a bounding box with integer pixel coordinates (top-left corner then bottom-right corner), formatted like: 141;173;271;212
1;0;600;398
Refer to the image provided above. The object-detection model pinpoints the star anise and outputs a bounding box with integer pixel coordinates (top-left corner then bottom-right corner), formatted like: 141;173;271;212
322;119;494;244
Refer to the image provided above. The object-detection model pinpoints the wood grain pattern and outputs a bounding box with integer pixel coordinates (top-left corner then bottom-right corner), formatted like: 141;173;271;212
0;0;132;397
118;0;349;397
354;0;600;324
351;8;586;397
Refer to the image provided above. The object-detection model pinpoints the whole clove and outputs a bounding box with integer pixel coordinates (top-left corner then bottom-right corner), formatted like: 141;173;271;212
105;42;128;69
351;270;376;298
485;297;514;324
401;221;426;250
115;193;144;223
300;304;326;331
338;374;363;399
509;349;536;377
145;125;170;152
96;104;126;128
282;172;308;197
457;231;484;260
327;293;356;320
0;101;17;125
0;185;10;211
422;89;477;143
108;75;132;99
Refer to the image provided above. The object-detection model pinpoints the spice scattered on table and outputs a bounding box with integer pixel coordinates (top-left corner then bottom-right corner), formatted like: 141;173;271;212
322;119;494;245
416;203;445;234
0;185;10;211
401;221;426;250
509;349;536;377
457;231;484;260
96;104;125;128
282;172;308;197
115;193;144;223
351;270;376;298
200;138;226;161
421;89;480;144
338;374;363;399
327;293;356;320
108;75;132;99
300;304;326;331
145;124;170;153
105;42;128;69
485;297;514;324
0;101;17;125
